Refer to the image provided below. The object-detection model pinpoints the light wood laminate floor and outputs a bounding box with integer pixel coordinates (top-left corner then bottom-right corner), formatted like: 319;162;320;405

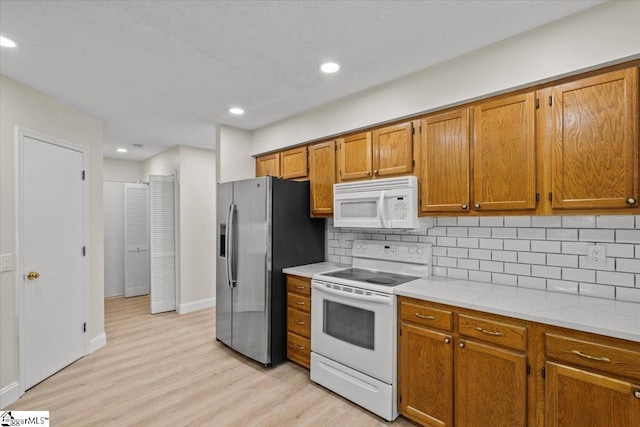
9;295;414;426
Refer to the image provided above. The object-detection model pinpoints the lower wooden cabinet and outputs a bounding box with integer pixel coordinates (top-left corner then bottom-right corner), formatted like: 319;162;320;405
286;275;312;368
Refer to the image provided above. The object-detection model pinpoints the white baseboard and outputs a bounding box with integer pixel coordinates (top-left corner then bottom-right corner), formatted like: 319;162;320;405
0;381;20;409
89;332;107;354
177;297;215;315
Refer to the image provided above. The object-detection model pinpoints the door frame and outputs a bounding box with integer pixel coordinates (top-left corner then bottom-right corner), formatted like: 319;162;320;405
15;127;90;396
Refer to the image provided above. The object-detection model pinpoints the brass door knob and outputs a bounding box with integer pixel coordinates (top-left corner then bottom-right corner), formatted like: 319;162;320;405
27;271;40;280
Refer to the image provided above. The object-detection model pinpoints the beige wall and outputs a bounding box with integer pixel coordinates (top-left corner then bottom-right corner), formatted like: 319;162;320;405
247;1;640;156
0;75;104;393
103;158;143;182
217;125;253;183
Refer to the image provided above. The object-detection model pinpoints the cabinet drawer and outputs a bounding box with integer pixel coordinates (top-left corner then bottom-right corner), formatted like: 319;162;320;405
287;332;310;369
287;308;311;338
400;300;453;332
546;333;640;380
288;292;310;313
458;314;527;351
287;275;311;297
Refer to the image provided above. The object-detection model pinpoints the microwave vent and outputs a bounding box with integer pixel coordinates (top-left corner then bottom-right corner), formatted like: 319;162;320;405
334;176;417;194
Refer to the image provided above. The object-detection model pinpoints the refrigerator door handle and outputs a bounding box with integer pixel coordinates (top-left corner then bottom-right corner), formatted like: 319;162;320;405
227;203;236;287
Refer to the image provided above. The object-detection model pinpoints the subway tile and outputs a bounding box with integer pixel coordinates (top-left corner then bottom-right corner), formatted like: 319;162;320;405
637;245;640;258
531;240;561;253
327;254;341;263
447;227;468;237
518;228;546;240
562;268;595;283
579;283;616;299
579;256;615;271
616;287;640;303
504;216;531;227
437;237;457;247
579;229;615;242
334;247;346;256
356;233;372;240
616;230;640;244
480;238;503;250
562;215;596;228
437;256;458;268
480;260;504;273
532;265;562;279
504;239;530;251
518;276;546;290
419;217;435;228
469;270;492;283
457;217;479;227
448;247;469;258
532;216;562;228
596;215;635;229
546;229;578;241
386;235;402;241
492;250;518;263
432;266;447;277
561;241;589;255
469;249;492;260
458;258;480;270
401;235;419;242
597;271;635;287
433;246;447;256
328;239;339;248
339;255;352;264
637;216;640;229
505;263;531;276
457;238;479;248
480;216;504;227
616;258;640;274
437;217;458;226
518;252;546;265
603;243;635;258
448;268;469;280
468;227;491;238
492;228;517;239
492;273;518;286
547;279;579;294
418;236;437;244
547;254;579;268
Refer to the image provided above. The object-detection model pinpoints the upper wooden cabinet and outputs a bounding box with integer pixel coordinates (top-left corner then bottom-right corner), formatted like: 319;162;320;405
280;146;308;180
308;140;336;216
550;66;639;210
472;91;537;211
338;122;414;182
420;108;471;213
255;152;280;178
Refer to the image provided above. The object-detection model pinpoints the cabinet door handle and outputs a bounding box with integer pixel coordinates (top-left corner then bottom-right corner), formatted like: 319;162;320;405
634;390;640;399
475;326;504;337
571;350;611;363
627;198;636;205
293;319;305;325
294;285;305;289
474;203;481;209
444;338;451;344
366;171;371;176
459;342;465;348
374;169;379;175
295;301;305;305
461;204;468;210
293;343;304;350
415;312;435;320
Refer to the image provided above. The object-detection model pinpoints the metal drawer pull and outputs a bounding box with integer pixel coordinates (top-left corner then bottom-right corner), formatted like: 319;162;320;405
571;350;611;363
293;343;304;350
293;319;305;325
415;312;435;320
295;301;305;305
294;285;305;289
475;326;504;337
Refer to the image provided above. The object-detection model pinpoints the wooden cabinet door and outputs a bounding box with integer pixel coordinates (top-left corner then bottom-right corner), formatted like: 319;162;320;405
545;362;640;427
456;339;527;427
308;140;336;216
421;109;470;213
399;322;454;427
472;92;537;211
551;67;639;209
337;132;372;181
373;122;414;178
255;153;280;177
279;146;308;180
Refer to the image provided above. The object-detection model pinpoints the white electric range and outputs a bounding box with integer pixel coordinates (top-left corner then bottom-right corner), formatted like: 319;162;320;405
310;239;432;421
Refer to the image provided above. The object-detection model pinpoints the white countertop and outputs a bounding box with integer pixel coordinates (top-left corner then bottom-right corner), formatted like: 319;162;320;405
396;276;640;343
282;262;349;279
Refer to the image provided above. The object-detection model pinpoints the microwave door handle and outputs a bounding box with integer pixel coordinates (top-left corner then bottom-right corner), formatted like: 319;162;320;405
378;190;387;228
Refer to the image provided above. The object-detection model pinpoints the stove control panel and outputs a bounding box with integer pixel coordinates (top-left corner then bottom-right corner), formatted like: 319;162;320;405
352;239;431;264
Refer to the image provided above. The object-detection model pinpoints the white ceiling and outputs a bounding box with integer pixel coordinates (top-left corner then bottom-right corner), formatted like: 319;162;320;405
0;1;604;161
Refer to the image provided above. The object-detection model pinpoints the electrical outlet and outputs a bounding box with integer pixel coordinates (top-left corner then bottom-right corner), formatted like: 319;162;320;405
1;254;13;272
586;245;606;268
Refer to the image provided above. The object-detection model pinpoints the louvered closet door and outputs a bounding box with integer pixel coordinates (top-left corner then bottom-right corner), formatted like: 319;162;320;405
124;184;150;297
149;175;177;314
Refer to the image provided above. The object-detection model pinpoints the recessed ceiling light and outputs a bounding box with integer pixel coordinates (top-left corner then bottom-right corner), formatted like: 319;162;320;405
0;36;17;48
320;62;340;74
229;107;245;115
116;148;128;153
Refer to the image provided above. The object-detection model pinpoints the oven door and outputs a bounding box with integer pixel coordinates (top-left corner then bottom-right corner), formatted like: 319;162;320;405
311;280;396;383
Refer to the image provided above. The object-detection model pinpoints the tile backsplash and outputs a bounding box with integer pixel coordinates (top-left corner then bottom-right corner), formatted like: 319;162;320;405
326;215;640;303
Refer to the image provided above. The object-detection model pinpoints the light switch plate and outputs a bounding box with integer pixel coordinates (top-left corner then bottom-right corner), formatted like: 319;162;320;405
1;254;13;272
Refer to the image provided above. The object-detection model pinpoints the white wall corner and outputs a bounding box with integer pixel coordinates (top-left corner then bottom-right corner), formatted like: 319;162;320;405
89;332;107;354
0;381;20;409
177;297;216;315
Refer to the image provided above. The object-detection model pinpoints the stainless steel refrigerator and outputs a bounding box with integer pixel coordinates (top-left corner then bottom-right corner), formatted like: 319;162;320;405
216;176;325;366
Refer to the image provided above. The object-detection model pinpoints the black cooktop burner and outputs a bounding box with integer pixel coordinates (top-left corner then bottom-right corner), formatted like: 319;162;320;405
321;268;419;287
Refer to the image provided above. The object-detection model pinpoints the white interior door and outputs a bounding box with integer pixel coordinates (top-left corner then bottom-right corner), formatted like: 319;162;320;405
124;184;149;297
20;134;85;391
149;174;177;314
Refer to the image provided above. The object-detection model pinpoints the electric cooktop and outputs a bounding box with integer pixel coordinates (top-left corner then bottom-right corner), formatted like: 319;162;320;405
320;268;420;287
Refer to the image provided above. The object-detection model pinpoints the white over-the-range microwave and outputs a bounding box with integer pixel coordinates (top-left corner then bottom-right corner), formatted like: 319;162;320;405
333;176;420;229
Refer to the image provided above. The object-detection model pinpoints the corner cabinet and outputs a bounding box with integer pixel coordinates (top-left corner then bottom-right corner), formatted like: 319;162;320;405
308;140;336;216
286;275;312;368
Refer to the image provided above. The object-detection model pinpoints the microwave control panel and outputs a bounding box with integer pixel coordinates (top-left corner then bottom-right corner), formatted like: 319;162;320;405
352;239;431;264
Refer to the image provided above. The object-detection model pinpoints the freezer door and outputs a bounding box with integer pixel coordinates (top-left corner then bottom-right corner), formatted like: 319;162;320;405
232;177;271;364
215;181;233;346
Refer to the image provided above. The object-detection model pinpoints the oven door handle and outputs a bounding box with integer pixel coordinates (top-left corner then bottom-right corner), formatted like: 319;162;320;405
312;282;393;305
